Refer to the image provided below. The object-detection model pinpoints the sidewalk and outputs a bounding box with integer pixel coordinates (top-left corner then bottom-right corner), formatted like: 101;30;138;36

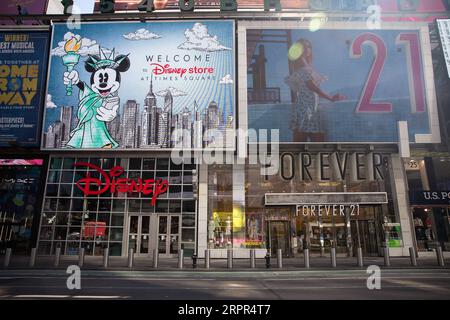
2;254;450;271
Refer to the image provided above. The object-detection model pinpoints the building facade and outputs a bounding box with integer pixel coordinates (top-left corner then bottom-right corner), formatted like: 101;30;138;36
1;0;449;260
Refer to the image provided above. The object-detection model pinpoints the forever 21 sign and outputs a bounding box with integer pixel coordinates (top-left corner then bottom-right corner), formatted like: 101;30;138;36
74;162;168;206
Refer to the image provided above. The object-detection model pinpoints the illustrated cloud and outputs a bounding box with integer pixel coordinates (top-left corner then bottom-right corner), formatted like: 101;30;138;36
51;32;113;57
219;74;234;85
123;28;162;40
156;87;188;97
46;94;57;109
178;22;231;52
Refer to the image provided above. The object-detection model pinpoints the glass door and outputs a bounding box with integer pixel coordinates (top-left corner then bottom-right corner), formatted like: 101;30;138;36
128;215;151;256
268;221;290;257
158;215;180;257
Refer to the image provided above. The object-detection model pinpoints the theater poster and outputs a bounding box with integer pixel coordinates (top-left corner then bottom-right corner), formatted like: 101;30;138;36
43;20;235;150
0;30;49;147
243;21;439;144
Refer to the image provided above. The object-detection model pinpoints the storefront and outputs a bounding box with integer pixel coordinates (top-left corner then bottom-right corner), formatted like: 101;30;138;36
406;157;450;251
37;156;197;257
0;158;46;254
202;151;412;258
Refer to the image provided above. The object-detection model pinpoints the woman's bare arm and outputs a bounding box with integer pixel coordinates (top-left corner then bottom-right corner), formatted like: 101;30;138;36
305;80;333;101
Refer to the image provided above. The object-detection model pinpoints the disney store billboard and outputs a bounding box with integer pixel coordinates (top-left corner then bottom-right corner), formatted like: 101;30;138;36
42;20;235;150
243;21;439;144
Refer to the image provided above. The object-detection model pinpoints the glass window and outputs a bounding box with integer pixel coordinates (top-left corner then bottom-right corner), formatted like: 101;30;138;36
169;171;182;184
111;213;124;227
169;200;182;213
112;199;125;212
39;227;53;240
61;171;74;183
156;200;169;213
170;161;183;171
182;200;195;213
182;229;195;242
183;185;193;198
98;200;112;212
142;171;154;180
55;212;69;226
102;158;115;170
128;199;141;212
143;158;155;170
59;184;72;197
48;171;60;183
110;228;123;242
41;212;56;225
182;215;195;228
87;199;98;212
156;158;169;170
169;185;182;198
50;158;62;170
46;184;58;197
62;158;75;169
156;171;169;181
89;158;101;168
109;242;122;256
57;199;70;211
129;158;141;170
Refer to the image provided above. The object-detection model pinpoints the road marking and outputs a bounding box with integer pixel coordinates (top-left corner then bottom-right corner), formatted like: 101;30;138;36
14;295;69;298
72;295;128;299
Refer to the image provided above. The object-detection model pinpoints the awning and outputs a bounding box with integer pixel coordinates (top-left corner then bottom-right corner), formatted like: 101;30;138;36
264;192;388;206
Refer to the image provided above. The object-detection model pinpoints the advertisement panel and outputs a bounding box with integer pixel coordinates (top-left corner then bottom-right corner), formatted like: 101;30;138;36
0;30;49;147
92;0;309;11
0;0;48;24
43;20;235;150
245;23;437;143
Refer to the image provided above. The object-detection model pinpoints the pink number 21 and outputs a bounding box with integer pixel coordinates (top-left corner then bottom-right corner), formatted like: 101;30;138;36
350;32;425;113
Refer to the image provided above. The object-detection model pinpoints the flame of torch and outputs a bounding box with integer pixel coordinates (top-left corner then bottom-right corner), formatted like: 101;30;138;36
62;37;82;96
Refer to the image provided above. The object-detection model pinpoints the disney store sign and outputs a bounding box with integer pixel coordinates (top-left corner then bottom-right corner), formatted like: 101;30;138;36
74;162;168;206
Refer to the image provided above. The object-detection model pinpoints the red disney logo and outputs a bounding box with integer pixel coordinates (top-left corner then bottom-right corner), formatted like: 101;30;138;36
74;162;168;206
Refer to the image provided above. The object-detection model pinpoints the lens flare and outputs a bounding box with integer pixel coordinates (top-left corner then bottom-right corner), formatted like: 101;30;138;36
288;42;304;61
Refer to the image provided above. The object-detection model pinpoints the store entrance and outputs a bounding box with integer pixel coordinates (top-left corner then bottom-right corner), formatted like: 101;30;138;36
128;215;151;256
157;215;180;257
268;221;290;257
350;220;379;256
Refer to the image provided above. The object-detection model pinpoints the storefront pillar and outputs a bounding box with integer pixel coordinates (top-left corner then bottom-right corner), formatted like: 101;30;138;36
390;154;415;256
197;164;209;258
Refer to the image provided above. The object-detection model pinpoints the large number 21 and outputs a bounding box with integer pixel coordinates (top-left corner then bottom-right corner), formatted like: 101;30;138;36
350;33;425;114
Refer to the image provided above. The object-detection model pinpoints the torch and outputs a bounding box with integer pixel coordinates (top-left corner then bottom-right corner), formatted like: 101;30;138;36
62;37;81;96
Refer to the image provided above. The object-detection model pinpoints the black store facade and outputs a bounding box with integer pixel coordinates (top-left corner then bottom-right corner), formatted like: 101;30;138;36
37;154;197;257
244;150;407;258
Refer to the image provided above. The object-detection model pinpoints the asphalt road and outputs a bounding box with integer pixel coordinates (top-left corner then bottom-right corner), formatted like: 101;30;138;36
0;269;449;300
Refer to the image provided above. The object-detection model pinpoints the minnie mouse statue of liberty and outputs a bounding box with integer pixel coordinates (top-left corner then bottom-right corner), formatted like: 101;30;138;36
63;48;130;149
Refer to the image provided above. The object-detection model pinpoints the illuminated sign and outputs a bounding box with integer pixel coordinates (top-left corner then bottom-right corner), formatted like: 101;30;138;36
74;162;168;205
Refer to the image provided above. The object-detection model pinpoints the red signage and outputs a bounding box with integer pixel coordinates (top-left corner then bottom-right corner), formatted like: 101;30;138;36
74;162;168;206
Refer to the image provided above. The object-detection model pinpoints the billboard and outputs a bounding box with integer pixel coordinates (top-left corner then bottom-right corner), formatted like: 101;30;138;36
244;22;438;143
43;20;235;150
0;0;48;25
92;0;309;11
0;30;49;147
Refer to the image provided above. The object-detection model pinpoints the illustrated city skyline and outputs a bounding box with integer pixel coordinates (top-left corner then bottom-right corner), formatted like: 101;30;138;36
43;77;234;150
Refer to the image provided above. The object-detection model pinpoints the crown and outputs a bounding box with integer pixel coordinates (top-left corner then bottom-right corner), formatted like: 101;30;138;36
87;48;129;71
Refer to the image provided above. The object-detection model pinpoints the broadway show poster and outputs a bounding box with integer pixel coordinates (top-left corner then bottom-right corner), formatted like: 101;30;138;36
247;27;434;143
43;21;235;150
0;30;49;147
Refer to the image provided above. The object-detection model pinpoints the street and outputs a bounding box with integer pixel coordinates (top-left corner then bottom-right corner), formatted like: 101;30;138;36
0;268;449;300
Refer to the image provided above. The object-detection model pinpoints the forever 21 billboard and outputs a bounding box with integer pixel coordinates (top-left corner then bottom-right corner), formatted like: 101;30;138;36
42;20;235;150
